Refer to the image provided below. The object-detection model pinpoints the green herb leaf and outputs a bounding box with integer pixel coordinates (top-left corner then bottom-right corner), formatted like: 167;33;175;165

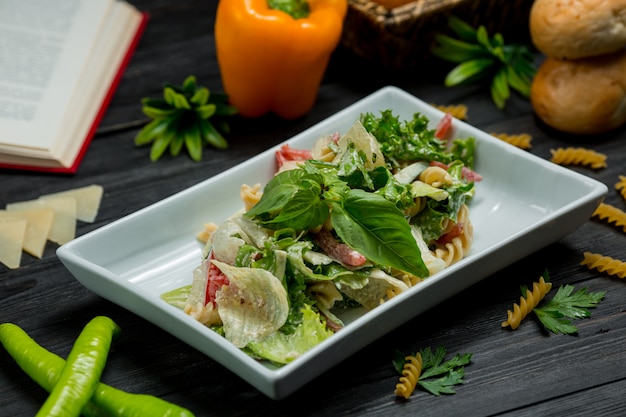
533;285;605;334
393;346;472;397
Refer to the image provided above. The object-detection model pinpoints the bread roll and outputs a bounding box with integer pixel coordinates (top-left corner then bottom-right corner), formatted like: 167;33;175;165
530;0;626;59
530;50;626;135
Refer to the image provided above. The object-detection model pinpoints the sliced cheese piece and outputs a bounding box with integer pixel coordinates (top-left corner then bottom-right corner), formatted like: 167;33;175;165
0;218;27;269
0;208;54;258
7;197;77;245
39;184;103;223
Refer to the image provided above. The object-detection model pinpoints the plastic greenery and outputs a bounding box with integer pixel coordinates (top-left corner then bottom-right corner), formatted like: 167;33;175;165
431;16;536;109
531;273;606;335
393;346;472;396
135;75;237;162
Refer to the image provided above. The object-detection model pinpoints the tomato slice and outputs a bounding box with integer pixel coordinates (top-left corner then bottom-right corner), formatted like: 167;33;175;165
437;222;463;245
434;113;453;140
276;144;312;168
205;253;230;306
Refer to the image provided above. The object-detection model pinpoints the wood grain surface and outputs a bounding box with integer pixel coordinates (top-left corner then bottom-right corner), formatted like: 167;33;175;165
1;1;625;416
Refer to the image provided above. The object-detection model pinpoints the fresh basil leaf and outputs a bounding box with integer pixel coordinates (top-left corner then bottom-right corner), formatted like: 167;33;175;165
330;189;429;278
245;182;301;223
265;186;328;230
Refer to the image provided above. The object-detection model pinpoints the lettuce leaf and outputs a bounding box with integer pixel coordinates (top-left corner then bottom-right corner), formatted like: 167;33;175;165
246;305;333;364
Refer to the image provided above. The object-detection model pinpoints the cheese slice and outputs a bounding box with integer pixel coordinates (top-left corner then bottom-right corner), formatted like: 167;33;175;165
0;218;27;269
39;184;103;223
7;197;77;245
0;208;54;258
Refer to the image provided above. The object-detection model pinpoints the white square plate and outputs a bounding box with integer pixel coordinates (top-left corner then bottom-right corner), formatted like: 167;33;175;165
58;86;607;399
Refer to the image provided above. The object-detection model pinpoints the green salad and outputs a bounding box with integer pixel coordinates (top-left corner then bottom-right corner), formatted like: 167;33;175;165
162;110;480;365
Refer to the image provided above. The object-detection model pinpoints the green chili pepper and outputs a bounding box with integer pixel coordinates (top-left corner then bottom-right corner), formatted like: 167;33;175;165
0;320;195;417
34;316;120;417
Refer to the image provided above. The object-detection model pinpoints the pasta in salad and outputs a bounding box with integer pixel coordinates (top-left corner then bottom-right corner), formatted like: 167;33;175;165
162;110;481;365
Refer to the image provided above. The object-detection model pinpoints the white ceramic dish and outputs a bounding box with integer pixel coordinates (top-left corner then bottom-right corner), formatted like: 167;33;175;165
57;86;607;399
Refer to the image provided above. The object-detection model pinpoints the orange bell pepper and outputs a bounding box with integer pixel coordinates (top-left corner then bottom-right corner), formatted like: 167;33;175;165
214;0;347;119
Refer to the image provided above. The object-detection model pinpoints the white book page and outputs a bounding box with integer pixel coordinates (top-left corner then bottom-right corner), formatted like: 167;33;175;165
0;0;113;152
54;1;142;166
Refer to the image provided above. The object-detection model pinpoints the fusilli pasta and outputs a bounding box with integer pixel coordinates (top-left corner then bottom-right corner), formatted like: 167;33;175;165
431;103;468;120
491;132;532;150
383;274;423;303
395;354;423;399
310;133;338;162
501;276;552;330
592;202;626;232
419;166;453;188
580;252;626;279
184;301;221;326
616;175;626;203
240;183;263;211
404;196;427;218
550;147;607;169
196;222;218;243
433;204;473;267
307;280;343;310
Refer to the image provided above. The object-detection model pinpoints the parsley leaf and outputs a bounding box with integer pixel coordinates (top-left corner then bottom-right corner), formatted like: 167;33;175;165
533;285;605;335
393;346;472;397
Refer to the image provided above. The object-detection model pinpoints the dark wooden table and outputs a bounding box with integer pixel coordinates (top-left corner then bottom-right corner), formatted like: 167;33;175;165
2;1;625;415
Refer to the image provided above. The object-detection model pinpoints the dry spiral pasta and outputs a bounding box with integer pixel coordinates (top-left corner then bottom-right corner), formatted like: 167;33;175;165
580;252;626;279
491;132;532;150
433;204;473;267
394;353;423;399
616;175;626;202
550;147;607;169
501;276;552;330
592;202;626;233
431;103;468;120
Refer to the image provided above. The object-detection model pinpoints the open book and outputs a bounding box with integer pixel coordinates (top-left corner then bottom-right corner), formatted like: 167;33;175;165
0;0;147;173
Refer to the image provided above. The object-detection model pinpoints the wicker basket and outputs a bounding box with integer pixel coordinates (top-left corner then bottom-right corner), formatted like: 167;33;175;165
341;0;534;70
